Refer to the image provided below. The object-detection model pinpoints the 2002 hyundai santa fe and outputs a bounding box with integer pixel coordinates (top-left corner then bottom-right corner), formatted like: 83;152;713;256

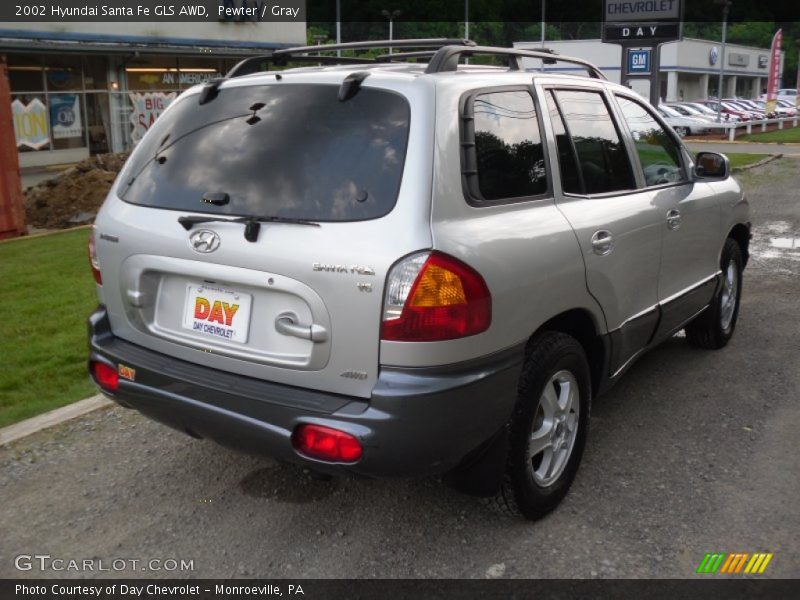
88;39;750;519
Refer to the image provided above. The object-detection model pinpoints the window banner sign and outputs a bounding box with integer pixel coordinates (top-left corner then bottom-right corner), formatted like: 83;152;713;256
129;91;177;143
11;98;49;150
50;94;83;140
765;28;782;116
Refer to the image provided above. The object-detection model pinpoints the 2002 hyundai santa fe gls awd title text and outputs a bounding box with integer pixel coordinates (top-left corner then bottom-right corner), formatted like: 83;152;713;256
87;39;750;519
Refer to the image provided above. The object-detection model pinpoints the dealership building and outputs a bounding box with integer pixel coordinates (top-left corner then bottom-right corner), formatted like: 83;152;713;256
515;38;782;104
1;21;305;168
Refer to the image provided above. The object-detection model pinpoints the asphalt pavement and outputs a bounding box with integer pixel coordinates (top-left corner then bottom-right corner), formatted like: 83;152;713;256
1;159;798;579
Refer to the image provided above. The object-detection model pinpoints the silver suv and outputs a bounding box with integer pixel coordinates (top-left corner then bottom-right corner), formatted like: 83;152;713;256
87;40;750;519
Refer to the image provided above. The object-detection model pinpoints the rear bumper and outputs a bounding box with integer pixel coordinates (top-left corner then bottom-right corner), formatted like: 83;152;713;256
88;306;523;478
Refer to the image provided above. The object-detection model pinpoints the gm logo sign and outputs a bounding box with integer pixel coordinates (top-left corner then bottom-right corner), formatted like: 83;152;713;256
697;552;773;574
628;49;651;74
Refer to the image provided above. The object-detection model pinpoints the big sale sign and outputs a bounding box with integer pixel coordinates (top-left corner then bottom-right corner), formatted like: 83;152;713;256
129;91;177;143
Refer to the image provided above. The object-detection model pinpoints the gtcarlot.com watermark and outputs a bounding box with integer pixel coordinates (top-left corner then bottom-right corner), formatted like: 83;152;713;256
14;554;194;573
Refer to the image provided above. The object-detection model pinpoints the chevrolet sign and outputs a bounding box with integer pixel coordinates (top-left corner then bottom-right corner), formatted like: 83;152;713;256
605;0;681;23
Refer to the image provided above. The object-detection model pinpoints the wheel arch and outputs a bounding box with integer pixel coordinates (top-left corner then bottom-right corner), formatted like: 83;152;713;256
727;222;751;268
528;308;606;397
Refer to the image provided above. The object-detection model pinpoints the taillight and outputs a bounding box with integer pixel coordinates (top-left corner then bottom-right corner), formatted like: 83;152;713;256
381;251;491;342
91;361;118;393
88;228;102;285
292;424;363;462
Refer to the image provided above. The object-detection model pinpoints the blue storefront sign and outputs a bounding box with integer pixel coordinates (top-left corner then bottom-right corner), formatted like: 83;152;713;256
628;48;651;74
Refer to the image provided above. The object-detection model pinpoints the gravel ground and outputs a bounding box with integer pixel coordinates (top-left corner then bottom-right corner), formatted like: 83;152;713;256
1;159;798;580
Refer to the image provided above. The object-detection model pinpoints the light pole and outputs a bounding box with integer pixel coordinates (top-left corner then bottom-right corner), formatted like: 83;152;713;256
540;0;547;72
381;9;401;54
714;0;732;123
464;0;469;64
336;0;341;57
541;0;546;46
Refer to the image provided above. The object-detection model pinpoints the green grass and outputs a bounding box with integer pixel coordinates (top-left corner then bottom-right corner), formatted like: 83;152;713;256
738;127;800;143
0;228;98;428
727;153;770;169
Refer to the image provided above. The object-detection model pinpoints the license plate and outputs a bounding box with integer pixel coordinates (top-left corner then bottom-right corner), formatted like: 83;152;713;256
182;284;252;344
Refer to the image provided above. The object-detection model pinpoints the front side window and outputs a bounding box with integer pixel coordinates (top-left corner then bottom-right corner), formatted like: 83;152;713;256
545;91;581;195
616;96;687;187
552;89;635;195
465;89;547;202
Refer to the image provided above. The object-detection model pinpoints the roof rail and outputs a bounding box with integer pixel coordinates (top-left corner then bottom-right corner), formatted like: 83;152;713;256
225;38;477;79
272;38;476;58
227;54;373;78
424;46;607;80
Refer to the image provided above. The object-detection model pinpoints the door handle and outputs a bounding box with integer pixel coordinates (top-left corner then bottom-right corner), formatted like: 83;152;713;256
590;230;614;256
666;209;682;230
275;312;328;342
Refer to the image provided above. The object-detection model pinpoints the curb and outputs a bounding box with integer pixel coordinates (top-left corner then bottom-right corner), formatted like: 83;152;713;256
732;153;783;173
0;394;112;447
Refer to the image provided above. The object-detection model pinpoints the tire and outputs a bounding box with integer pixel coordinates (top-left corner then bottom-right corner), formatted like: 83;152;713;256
685;238;743;349
489;331;591;520
675;126;689;138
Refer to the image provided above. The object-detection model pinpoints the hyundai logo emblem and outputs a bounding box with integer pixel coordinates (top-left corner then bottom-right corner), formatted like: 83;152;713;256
189;229;221;253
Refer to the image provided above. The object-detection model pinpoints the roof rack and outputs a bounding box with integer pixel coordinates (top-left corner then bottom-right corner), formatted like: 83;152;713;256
198;39;605;105
424;46;606;80
226;38;476;78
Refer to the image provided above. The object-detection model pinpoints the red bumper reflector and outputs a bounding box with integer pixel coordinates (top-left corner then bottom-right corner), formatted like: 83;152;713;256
91;361;119;392
292;424;363;463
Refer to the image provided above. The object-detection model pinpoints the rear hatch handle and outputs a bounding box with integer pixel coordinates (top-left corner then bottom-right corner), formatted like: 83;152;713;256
275;312;328;343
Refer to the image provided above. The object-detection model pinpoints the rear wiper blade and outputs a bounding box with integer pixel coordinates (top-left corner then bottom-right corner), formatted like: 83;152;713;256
178;214;319;243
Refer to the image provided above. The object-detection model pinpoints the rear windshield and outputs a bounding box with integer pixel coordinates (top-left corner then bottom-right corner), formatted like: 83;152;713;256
119;84;410;222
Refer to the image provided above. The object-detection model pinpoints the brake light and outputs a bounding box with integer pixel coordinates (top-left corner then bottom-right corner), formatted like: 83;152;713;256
88;228;102;285
381;251;491;342
292;424;363;462
91;361;118;393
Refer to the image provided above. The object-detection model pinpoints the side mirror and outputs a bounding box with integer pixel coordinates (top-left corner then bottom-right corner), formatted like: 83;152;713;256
695;152;729;180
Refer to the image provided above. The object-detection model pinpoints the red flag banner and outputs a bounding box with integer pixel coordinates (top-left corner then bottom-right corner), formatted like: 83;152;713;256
766;28;782;116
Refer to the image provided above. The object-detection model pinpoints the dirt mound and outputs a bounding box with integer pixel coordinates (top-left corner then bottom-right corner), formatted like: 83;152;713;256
24;153;129;229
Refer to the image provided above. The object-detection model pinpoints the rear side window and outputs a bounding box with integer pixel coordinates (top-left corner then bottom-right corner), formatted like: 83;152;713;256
615;96;687;187
462;89;547;203
119;84;410;222
552;89;635;195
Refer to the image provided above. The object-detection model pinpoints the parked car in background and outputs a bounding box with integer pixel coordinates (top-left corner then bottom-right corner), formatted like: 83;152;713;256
775;99;798;117
657;105;710;136
736;99;775;118
720;100;762;120
759;89;798;103
682;102;725;121
666;103;717;123
701;100;747;121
